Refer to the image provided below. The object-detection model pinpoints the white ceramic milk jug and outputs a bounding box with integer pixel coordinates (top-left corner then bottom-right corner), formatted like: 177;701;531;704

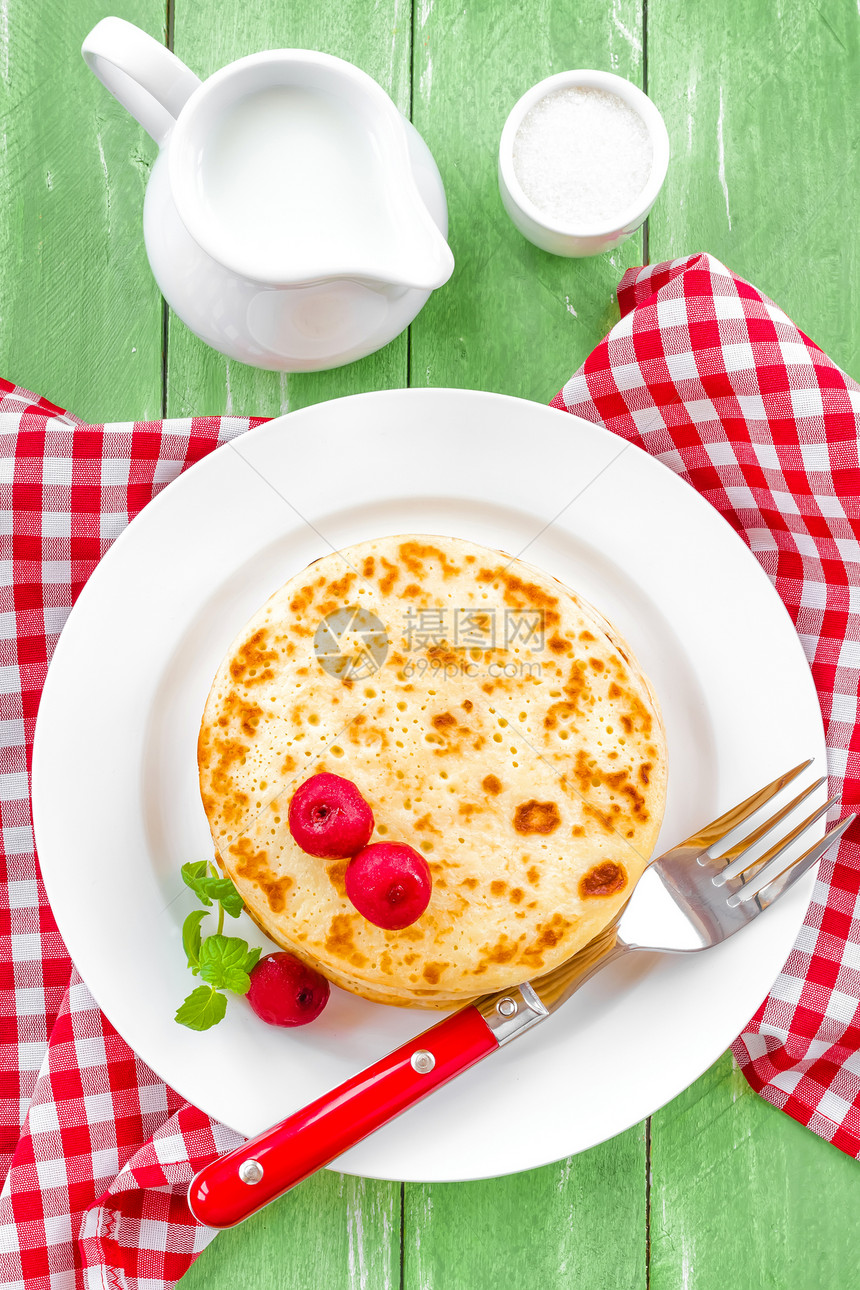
82;18;455;372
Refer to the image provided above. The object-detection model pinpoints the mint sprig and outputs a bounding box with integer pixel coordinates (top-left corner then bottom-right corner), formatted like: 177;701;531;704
175;862;261;1031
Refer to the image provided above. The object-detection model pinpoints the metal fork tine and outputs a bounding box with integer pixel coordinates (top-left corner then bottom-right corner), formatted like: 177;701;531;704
709;775;827;875
713;788;834;887
676;760;812;855
727;814;855;909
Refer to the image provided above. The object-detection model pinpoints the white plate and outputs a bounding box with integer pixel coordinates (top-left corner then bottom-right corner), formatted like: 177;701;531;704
32;388;824;1183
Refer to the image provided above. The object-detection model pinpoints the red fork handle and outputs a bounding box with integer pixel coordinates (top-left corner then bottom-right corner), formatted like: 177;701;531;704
187;1004;498;1228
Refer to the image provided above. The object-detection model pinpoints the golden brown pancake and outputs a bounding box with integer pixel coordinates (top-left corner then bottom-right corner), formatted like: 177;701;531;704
198;535;667;1007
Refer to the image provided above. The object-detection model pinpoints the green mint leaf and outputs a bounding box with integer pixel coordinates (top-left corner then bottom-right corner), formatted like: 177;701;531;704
181;861;213;906
182;909;208;972
206;878;245;919
175;985;227;1031
243;945;262;974
181;862;244;917
198;934;253;995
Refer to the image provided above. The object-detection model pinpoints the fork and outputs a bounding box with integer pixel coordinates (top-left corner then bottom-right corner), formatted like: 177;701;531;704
188;760;854;1227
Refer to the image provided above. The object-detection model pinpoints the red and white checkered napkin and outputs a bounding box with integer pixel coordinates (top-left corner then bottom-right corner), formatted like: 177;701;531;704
1;250;859;1290
0;388;254;1289
552;252;860;1153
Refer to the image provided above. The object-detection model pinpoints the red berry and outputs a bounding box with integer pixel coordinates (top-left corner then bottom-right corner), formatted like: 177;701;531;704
246;952;330;1027
345;842;432;930
288;772;374;859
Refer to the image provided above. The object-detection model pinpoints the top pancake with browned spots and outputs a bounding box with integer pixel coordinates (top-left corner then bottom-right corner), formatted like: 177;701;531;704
198;535;667;1008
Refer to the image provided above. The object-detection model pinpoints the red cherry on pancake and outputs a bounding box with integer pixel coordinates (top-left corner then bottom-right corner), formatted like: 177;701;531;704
246;952;330;1027
288;772;374;859
345;842;432;930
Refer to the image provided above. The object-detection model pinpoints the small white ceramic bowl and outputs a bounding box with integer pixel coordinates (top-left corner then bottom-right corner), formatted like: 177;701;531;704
498;68;670;258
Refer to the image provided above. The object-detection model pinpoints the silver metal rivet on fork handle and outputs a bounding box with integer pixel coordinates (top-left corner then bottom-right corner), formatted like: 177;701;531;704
411;1049;435;1073
477;983;549;1043
238;1159;264;1185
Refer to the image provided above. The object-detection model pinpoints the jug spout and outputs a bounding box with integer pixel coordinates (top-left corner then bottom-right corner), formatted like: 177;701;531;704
347;110;455;292
300;100;455;293
337;222;455;294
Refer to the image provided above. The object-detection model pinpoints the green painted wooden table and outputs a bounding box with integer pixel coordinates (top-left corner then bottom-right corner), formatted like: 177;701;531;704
2;0;859;1285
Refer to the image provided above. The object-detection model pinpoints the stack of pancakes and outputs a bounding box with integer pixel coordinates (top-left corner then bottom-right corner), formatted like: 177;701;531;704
198;535;667;1008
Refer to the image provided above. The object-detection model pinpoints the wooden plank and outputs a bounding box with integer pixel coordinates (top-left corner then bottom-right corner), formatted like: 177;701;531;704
404;1129;647;1290
647;0;860;377
180;1171;401;1290
408;0;648;400
0;0;165;420
649;1054;860;1287
165;0;414;419
648;1;860;1284
403;2;649;1285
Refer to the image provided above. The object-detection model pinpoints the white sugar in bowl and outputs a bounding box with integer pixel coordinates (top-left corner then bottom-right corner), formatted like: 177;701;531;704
499;69;669;258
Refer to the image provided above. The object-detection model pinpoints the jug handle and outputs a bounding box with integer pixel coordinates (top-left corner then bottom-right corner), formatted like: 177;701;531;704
82;17;201;147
